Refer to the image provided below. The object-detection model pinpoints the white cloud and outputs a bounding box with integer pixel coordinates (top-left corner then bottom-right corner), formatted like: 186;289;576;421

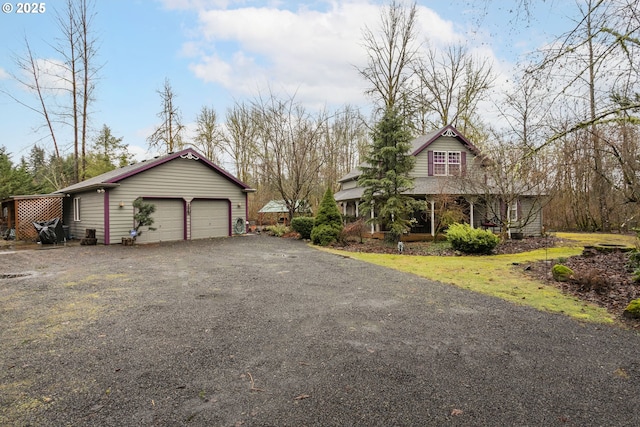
16;58;73;96
188;3;374;106
0;67;9;80
168;0;511;123
182;1;463;109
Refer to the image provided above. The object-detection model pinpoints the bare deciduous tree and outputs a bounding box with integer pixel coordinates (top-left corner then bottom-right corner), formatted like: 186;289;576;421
252;91;331;222
413;44;495;136
463;135;551;238
193;105;223;163
357;0;420;114
222;102;258;184
147;78;185;153
528;0;640;231
7;39;61;159
6;0;98;184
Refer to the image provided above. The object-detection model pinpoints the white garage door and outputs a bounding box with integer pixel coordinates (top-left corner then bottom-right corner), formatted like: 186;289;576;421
136;199;184;243
191;200;229;239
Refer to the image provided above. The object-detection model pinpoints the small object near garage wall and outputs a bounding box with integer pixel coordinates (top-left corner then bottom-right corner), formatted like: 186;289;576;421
1;195;64;241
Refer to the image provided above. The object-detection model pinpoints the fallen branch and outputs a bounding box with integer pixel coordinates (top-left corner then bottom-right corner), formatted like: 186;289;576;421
247;372;265;392
293;394;311;400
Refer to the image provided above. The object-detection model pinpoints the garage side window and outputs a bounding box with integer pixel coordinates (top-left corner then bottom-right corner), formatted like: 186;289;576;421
73;197;81;222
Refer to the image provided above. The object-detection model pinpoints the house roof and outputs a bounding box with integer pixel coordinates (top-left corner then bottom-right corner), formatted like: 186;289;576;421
338;124;479;183
335;177;545;202
1;193;65;203
55;148;255;194
335;178;470;202
258;200;312;214
409;124;481;157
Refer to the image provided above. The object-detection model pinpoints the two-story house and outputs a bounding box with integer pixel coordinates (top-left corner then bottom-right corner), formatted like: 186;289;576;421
334;124;545;237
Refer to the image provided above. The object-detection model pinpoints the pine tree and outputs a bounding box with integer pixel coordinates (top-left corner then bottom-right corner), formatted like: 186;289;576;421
358;107;416;239
311;186;343;246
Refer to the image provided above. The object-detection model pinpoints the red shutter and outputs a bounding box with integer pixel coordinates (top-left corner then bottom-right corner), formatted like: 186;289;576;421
428;150;434;176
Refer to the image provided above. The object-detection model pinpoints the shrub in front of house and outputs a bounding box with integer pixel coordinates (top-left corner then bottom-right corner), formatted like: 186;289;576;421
340;218;367;244
291;217;315;240
311;224;341;246
311;187;343;246
265;224;288;237
446;223;499;254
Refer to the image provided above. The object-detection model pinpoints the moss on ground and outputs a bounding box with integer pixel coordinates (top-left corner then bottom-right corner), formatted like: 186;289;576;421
319;245;613;324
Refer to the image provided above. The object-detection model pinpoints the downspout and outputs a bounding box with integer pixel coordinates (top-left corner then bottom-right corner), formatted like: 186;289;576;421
104;190;110;245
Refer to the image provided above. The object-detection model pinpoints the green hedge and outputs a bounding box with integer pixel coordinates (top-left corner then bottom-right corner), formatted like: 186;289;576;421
311;224;341;246
291;217;315;240
446;223;499;254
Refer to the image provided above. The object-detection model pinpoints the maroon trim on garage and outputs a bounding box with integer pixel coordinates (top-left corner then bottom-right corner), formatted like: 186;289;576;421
107;148;252;191
191;198;232;237
104;190;110;245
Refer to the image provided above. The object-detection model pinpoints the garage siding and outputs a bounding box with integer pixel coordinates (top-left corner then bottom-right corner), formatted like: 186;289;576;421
106;157;246;244
64;191;106;243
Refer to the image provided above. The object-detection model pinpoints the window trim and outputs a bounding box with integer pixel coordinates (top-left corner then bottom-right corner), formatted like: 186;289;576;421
509;200;518;222
73;197;81;222
433;150;461;176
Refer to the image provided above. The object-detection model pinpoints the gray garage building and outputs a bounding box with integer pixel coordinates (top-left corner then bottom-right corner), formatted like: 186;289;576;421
55;148;254;245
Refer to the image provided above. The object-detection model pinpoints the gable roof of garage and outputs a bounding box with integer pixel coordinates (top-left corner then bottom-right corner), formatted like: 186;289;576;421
55;148;254;194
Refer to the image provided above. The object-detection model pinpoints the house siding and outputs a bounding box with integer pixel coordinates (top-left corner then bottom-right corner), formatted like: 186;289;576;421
341;180;358;190
412;136;476;178
64;190;106;242
515;197;543;236
105;157;246;243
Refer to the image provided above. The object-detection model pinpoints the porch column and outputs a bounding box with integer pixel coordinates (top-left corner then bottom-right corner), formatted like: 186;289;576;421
370;201;375;234
430;199;435;237
342;202;347;216
469;201;475;229
355;201;359;218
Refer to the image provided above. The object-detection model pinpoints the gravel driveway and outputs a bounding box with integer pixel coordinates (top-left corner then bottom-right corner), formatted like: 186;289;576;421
1;235;639;426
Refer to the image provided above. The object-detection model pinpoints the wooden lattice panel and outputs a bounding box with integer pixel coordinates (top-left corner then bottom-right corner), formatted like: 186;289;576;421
16;197;63;241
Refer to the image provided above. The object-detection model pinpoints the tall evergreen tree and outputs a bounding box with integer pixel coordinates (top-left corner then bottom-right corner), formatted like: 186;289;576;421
358;107;416;238
0;147;38;199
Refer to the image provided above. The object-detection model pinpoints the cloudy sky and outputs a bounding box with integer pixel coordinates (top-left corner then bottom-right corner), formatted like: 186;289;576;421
0;0;575;167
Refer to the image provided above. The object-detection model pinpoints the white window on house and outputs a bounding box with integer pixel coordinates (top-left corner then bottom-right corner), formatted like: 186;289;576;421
73;197;81;222
448;152;461;175
433;151;461;176
433;151;447;175
509;200;518;222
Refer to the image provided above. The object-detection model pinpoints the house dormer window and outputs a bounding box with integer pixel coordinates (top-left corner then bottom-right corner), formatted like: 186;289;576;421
433;151;461;176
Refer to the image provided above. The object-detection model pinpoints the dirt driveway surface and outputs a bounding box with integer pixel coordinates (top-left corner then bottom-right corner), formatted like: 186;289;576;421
2;235;639;426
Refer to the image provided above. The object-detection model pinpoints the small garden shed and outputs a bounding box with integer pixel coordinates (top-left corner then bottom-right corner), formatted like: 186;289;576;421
54;148;254;244
258;200;312;226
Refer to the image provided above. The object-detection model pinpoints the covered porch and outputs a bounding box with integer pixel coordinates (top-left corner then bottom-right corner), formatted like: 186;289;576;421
338;194;502;239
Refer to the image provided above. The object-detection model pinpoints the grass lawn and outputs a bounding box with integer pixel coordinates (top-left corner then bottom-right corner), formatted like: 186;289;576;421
320;232;638;325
